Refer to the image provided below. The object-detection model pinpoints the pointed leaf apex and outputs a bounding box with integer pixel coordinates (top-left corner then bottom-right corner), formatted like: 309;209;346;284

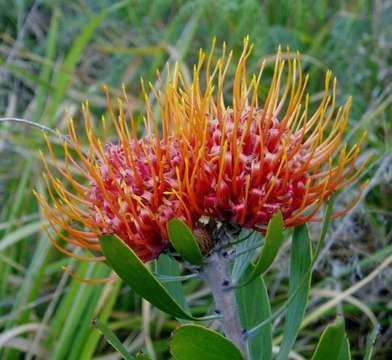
167;219;203;265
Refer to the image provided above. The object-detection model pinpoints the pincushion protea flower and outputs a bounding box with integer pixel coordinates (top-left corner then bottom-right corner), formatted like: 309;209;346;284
36;38;367;267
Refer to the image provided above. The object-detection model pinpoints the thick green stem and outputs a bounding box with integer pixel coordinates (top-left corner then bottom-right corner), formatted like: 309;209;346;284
202;251;248;358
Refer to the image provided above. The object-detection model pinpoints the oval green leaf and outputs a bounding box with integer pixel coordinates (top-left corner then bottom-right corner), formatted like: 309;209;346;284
170;324;244;360
241;210;284;286
99;234;193;320
311;317;348;360
167;219;203;265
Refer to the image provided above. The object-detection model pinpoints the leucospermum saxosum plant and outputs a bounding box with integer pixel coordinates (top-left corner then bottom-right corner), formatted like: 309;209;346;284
36;38;368;360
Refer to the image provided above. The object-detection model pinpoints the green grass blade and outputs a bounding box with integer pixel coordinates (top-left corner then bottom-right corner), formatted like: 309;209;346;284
79;280;122;359
0;159;35;344
93;319;135;360
45;1;130;124
364;324;380;360
47;260;88;348
33;7;59;120
51;262;107;360
67;278;111;359
1;234;51;360
174;9;203;62
0;221;41;252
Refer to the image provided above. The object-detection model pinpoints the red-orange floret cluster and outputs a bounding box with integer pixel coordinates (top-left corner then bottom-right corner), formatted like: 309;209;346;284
36;38;368;270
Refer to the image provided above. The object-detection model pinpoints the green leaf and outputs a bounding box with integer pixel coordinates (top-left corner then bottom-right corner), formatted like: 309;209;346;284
99;235;193;320
364;324;380;360
92;319;134;360
277;224;312;360
314;196;335;260
170;324;244;360
157;254;190;315
241;210;284;286
311;317;349;360
167;219;203;265
338;334;351;360
236;267;272;360
155;273;198;283
232;231;261;284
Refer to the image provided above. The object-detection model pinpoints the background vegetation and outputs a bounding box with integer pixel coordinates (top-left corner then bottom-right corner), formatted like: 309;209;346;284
0;0;391;359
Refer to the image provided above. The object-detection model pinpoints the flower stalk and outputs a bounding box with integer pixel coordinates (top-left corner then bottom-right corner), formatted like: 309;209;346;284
202;249;248;358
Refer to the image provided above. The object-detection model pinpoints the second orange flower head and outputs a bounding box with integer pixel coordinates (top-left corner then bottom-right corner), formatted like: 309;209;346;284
37;38;367;263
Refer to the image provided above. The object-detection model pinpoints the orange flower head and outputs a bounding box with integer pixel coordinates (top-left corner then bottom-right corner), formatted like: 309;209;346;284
36;38;368;266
